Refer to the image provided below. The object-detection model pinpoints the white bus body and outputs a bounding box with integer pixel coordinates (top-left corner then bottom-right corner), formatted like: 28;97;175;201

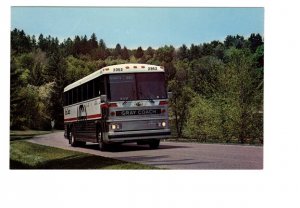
63;63;171;150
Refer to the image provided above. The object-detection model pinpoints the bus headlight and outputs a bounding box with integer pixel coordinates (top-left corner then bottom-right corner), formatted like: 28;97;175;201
111;123;122;130
158;121;167;128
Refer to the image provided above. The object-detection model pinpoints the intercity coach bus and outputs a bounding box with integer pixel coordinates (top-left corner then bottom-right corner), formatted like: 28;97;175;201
63;63;171;151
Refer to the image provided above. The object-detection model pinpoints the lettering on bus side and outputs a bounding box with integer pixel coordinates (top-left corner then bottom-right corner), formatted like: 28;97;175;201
64;108;70;115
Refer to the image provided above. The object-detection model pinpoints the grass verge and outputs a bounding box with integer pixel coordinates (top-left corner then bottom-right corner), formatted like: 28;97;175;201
10;130;52;141
10;140;158;169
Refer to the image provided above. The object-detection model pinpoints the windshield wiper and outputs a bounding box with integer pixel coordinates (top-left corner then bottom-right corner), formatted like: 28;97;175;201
147;97;155;104
138;89;154;103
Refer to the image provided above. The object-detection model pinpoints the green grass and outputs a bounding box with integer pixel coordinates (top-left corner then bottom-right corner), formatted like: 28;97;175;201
10;140;158;169
10;130;52;141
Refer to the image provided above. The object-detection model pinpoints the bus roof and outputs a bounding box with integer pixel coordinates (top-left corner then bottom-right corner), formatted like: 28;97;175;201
64;63;165;92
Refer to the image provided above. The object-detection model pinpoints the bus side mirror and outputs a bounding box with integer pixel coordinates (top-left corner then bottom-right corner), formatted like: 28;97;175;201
100;95;107;103
168;92;173;99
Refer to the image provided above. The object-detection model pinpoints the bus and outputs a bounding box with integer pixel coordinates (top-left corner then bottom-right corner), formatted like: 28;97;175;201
63;63;171;151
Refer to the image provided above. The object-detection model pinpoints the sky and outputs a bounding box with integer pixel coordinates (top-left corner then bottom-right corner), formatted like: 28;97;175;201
11;7;264;49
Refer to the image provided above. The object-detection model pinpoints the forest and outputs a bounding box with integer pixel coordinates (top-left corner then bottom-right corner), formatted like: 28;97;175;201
10;28;263;144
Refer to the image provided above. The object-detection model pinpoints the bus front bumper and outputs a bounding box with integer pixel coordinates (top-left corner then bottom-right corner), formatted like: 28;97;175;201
106;129;171;143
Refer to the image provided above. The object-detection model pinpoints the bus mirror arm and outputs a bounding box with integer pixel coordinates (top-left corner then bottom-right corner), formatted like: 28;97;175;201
100;94;107;103
167;92;173;99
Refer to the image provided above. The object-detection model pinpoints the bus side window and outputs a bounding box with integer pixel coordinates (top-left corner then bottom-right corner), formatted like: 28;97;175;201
94;77;100;97
63;92;66;106
100;76;105;95
67;91;70;105
70;90;73;105
83;83;88;101
88;80;93;99
73;87;78;103
78;85;82;102
67;92;69;106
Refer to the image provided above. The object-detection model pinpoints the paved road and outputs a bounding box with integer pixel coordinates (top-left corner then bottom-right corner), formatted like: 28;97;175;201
28;131;263;169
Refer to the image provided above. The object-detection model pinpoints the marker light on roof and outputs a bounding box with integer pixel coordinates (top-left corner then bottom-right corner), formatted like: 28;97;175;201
133;66;137;68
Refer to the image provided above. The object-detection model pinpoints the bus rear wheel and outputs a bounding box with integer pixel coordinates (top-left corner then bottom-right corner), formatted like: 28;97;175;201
70;129;80;147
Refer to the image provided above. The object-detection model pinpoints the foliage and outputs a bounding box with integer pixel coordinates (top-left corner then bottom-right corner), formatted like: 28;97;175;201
10;28;263;144
184;95;222;142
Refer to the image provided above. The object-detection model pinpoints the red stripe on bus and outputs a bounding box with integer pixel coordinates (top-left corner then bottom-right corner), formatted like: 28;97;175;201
64;114;102;122
87;114;102;119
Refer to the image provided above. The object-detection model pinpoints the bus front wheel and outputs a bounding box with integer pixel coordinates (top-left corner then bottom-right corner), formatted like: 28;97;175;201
149;139;160;149
98;132;107;151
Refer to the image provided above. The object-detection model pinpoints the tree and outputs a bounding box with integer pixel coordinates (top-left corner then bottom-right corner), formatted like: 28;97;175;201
184;95;222;142
62;38;74;56
46;51;67;129
113;43;122;58
121;46;130;60
188;44;201;60
144;47;155;61
134;46;144;59
177;44;189;60
189;56;224;97
10;58;26;129
155;45;175;63
169;81;196;138
248;33;263;53
224;35;247;49
11;29;32;54
201;43;213;56
89;33;98;50
220;48;262;143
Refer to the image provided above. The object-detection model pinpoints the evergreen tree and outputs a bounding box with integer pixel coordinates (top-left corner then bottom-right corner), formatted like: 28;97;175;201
177;44;189;60
121;46;130;60
11;29;32;54
134;46;144;59
113;43;122;58
89;33;98;50
46;51;67;129
188;44;201;60
10;58;25;129
99;39;106;50
248;33;263;53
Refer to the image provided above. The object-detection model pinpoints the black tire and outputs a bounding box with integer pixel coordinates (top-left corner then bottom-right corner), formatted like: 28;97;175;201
137;140;147;145
149;139;160;149
98;130;107;151
70;129;79;147
77;141;86;147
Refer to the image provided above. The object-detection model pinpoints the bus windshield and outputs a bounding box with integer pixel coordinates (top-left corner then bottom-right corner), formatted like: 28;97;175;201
108;73;167;101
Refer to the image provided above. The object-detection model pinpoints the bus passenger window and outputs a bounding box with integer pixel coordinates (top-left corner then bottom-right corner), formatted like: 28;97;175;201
94;77;100;97
78;86;82;102
73;88;78;103
82;83;88;101
68;90;73;105
87;81;93;99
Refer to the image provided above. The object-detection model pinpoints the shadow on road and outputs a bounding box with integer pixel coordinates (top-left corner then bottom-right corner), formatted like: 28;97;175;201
83;142;190;153
114;154;214;167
